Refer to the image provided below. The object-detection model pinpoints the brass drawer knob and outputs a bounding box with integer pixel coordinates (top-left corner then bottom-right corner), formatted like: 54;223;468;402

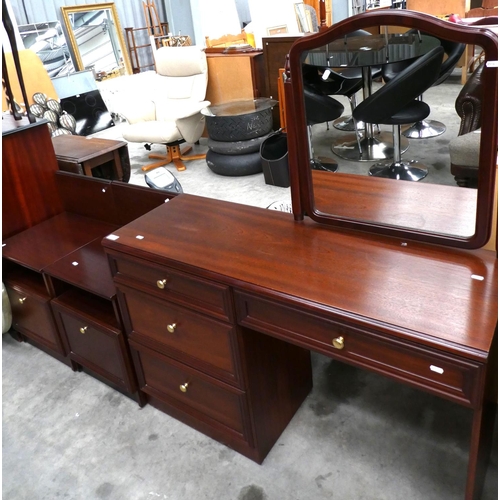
157;279;167;289
18;297;27;304
332;336;345;350
167;323;177;333
80;326;88;334
179;382;189;393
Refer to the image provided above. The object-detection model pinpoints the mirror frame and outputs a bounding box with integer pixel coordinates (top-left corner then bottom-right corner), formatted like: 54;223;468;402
60;2;133;76
285;10;498;249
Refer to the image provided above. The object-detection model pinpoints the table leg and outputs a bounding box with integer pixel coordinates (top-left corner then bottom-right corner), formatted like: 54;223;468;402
465;401;497;499
332;66;409;162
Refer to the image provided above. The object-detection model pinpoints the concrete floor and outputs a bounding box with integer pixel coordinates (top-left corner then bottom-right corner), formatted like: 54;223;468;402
2;333;497;500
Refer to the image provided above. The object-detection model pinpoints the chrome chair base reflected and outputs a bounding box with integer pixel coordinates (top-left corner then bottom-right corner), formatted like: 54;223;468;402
402;119;446;139
333;114;365;132
369;160;428;181
311;156;339;173
332;131;409;162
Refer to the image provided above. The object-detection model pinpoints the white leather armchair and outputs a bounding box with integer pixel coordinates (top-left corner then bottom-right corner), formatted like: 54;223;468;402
120;45;210;172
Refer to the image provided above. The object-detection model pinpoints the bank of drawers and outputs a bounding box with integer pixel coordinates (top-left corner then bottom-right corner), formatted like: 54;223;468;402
111;254;253;450
235;290;483;407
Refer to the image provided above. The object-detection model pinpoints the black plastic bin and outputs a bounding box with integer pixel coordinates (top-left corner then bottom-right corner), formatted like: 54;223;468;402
260;131;290;188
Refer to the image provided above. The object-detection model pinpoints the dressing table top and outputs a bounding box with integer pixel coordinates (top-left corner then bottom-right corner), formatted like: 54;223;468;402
102;194;497;363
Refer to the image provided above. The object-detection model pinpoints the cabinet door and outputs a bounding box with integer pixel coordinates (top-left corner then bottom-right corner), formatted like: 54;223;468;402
6;283;64;355
52;305;136;393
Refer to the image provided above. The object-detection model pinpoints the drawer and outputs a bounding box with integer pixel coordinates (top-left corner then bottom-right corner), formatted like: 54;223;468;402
51;302;135;392
235;291;482;407
6;283;65;355
118;284;241;387
109;253;231;320
132;341;250;442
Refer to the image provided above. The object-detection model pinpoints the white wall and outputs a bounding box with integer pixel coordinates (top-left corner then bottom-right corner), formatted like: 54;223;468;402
248;0;303;47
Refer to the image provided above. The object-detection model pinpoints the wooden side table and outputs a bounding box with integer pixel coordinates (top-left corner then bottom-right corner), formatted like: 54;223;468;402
52;135;131;182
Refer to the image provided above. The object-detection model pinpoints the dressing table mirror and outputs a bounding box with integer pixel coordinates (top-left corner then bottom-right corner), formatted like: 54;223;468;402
285;10;498;249
60;3;132;79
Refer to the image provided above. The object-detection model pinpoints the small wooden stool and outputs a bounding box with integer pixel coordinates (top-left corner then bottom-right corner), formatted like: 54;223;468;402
52;134;131;182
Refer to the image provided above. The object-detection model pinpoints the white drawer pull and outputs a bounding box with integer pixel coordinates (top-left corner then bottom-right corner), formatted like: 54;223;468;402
430;365;444;375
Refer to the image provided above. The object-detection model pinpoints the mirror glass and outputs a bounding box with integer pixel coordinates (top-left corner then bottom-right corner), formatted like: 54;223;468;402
61;3;132;79
286;11;497;248
18;21;74;77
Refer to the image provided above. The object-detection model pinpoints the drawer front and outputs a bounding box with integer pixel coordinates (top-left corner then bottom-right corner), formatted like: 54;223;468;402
118;285;241;386
235;291;482;407
6;284;64;355
133;342;249;440
110;254;231;320
53;306;134;391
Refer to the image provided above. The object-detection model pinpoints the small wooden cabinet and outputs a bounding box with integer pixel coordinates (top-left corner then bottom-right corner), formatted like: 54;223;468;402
205;52;265;105
2;167;174;404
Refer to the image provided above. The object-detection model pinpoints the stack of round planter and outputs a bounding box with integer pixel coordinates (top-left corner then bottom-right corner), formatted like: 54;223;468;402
205;101;274;176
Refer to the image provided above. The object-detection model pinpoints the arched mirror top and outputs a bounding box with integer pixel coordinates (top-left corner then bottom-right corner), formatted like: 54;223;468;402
285;10;498;249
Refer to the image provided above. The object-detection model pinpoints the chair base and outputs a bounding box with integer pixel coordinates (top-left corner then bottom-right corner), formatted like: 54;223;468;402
402;119;446;139
332;131;409;162
142;144;206;173
311;156;339;173
369;160;428;181
333;114;365;132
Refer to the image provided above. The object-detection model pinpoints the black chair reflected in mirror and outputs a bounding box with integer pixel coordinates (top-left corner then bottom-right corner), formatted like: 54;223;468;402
353;45;444;181
383;33;465;139
304;84;344;173
304;30;382;133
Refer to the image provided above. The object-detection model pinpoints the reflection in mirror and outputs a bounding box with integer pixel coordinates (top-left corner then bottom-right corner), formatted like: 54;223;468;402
285;10;498;248
18;21;73;77
61;3;132;79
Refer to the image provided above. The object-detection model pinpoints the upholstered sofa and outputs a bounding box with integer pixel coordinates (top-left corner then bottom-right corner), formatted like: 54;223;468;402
449;62;484;187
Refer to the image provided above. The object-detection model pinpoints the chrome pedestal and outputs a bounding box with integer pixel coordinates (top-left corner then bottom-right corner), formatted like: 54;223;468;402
402;119;446;139
311;157;339;173
369;160;429;181
333;114;365;132
332;131;409;162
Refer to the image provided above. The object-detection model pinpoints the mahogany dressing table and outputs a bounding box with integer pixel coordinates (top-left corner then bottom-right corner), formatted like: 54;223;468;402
102;11;497;500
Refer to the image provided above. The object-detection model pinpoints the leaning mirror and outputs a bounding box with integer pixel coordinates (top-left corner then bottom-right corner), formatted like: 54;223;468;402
285;10;498;249
61;3;132;79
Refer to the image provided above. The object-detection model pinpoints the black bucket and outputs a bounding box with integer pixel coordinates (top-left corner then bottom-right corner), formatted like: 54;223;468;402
260;131;290;188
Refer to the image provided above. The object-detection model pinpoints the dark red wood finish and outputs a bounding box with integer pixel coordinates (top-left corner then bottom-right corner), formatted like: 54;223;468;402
52;134;130;181
2;116;63;239
102;193;497;498
312;171;478;237
285;10;498;248
3;172;172;404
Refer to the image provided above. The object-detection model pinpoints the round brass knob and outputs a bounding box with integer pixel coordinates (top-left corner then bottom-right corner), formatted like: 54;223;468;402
179;382;189;393
80;326;88;334
332;336;345;350
156;279;167;289
167;323;177;333
18;297;27;304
